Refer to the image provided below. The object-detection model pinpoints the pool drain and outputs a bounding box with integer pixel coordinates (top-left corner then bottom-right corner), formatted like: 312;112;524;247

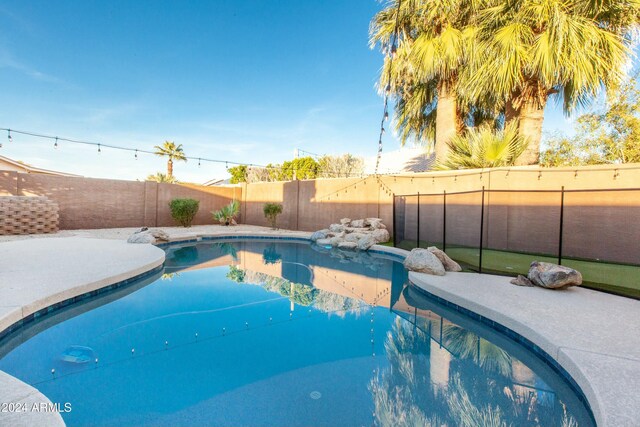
309;391;322;400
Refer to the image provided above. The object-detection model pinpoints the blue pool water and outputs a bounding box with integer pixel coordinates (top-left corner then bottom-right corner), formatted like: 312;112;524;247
0;239;593;426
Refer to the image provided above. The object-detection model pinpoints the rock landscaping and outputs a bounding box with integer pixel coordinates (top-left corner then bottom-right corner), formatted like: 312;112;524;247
127;228;170;244
403;247;462;275
310;218;390;250
515;261;583;289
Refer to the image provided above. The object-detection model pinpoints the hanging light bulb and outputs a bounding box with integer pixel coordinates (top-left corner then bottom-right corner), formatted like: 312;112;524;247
381;127;386;134
390;44;397;59
225;161;228;170
385;84;391;95
198;158;201;167
97;144;101;153
7;129;12;143
134;149;138;160
54;137;58;149
384;111;389;121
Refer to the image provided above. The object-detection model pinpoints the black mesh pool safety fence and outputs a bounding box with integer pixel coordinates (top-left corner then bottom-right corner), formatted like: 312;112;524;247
393;187;640;299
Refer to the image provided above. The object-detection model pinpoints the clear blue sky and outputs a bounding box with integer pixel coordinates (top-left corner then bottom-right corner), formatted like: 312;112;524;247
0;0;578;182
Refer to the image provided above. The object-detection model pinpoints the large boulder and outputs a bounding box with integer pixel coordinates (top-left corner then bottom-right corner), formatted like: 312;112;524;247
310;230;327;242
338;241;358;250
403;248;446;276
366;218;385;229
329;223;345;233
127;232;155;244
528;262;582;289
344;233;365;243
372;228;390;244
149;229;170;241
316;238;332;246
427;247;461;272
357;235;376;251
329;236;344;247
340;218;351;225
350;219;365;228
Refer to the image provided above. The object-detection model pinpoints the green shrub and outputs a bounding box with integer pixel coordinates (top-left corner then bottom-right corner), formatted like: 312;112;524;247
169;198;200;227
263;203;283;229
212;200;240;225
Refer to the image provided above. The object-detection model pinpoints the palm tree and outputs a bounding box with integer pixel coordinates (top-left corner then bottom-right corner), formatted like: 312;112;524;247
435;122;528;170
463;0;640;165
146;172;176;183
153;141;186;178
370;0;483;162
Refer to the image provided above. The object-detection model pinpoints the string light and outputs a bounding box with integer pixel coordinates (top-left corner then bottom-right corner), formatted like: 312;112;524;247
54;137;58;149
198;158;201;167
374;0;403;175
0;127;368;178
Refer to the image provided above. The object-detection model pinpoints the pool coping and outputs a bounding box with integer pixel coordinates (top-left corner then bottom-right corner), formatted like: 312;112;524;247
1;230;633;426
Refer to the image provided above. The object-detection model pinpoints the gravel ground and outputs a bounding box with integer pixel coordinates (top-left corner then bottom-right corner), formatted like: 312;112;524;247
0;224;309;243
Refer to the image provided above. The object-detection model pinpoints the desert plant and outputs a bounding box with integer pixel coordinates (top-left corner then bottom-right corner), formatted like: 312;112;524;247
212;200;240;225
263;203;283;229
169;198;199;227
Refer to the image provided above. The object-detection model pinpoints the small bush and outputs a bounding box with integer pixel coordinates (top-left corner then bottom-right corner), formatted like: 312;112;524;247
212;200;240;225
169;198;200;227
263;203;283;229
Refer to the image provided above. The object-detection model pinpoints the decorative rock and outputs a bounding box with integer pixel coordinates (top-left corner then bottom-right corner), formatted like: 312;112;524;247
310;230;327;242
127;232;155;244
510;275;534;287
345;227;371;234
350;219;365;228
150;229;170;241
344;233;364;243
338;241;358;250
312;218;390;251
528;262;582;289
403;248;446;276
366;218;385;229
357;235;376;251
372;229;390;244
427;246;462;272
329;224;345;233
329;236;344;247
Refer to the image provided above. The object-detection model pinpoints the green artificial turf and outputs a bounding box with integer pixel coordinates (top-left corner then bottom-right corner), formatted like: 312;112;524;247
395;240;639;299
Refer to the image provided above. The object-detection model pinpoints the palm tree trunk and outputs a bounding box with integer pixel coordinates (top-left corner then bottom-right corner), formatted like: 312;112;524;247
506;96;546;166
168;159;173;178
435;83;458;163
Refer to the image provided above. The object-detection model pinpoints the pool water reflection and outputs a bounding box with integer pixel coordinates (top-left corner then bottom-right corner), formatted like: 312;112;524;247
0;239;593;426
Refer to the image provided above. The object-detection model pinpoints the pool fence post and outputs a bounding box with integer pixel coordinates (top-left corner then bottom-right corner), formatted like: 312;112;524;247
416;192;420;248
479;186;485;273
392;194;397;247
558;186;565;265
442;190;447;251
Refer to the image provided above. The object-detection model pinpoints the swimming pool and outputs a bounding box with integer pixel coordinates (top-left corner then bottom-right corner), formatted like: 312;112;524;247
0;239;594;426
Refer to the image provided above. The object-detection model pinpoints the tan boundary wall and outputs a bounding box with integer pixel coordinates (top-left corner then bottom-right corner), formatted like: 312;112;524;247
0;171;239;229
240;163;640;264
1;164;638;264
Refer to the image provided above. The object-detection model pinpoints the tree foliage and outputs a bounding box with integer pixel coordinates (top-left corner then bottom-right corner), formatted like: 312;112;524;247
435;122;528;170
370;0;640;165
227;154;364;183
146;172;177;183
541;74;640;166
153;141;187;178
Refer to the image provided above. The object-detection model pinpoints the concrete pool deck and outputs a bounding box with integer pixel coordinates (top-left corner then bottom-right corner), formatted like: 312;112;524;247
0;225;637;426
409;271;640;427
